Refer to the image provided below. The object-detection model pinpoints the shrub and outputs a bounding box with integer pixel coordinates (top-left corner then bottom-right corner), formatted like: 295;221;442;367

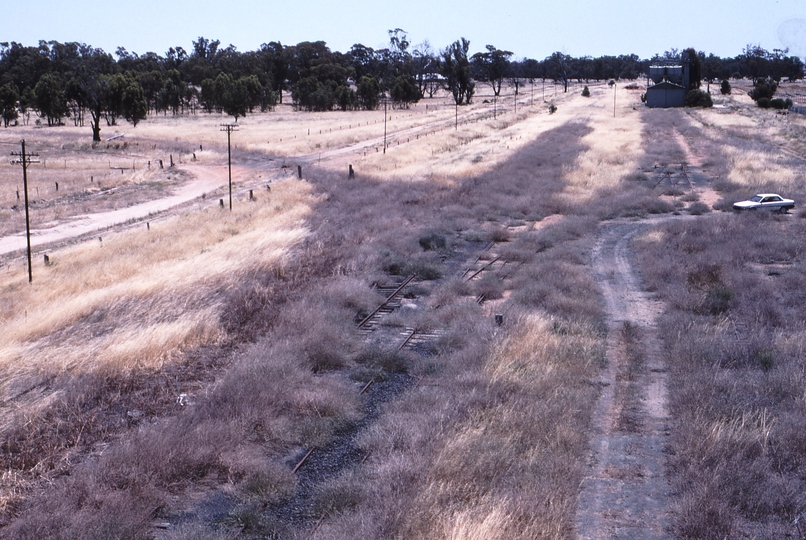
418;233;446;251
581;86;590;97
720;79;731;95
770;98;787;110
548;104;557;114
686;89;713;108
758;97;771;109
749;78;777;102
687;201;711;215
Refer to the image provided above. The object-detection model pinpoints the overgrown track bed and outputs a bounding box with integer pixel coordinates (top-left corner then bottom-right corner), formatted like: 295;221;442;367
575;221;670;539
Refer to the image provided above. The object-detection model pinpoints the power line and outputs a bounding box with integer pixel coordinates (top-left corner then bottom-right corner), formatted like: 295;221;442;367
220;123;239;210
10;139;40;283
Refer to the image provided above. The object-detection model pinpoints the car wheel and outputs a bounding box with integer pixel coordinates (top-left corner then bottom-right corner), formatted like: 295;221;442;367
779;206;788;214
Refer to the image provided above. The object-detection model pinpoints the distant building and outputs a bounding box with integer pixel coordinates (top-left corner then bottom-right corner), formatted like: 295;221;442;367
645;53;691;108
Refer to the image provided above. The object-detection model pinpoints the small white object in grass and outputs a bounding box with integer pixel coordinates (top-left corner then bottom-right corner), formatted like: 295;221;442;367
177;393;188;406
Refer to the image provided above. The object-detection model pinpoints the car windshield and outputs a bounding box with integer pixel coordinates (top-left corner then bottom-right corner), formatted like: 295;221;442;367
750;196;763;202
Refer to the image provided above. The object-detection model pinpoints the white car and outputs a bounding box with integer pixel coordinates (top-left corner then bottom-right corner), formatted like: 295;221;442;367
733;193;795;213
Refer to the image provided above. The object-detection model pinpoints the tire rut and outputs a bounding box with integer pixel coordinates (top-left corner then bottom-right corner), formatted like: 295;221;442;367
575;221;670;539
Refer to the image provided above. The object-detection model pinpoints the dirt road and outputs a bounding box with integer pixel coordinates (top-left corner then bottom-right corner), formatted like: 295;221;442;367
575;221;671;539
0;164;253;257
0;109;476;258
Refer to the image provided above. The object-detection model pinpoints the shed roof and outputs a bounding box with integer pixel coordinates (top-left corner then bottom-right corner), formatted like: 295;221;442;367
647;81;686;91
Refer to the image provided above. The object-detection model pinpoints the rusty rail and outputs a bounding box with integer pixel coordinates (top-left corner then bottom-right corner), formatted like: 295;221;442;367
398;328;418;351
460;241;495;278
357;274;416;328
465;255;501;281
292;448;315;474
359;380;374;395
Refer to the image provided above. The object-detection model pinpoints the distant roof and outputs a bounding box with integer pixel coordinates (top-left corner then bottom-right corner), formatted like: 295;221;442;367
647;81;686;91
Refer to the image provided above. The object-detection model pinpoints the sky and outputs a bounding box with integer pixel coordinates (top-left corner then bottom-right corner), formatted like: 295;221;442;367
6;0;806;61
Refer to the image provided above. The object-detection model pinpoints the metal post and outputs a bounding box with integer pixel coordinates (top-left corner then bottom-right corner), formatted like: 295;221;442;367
614;83;617;118
455;101;458;130
383;99;387;154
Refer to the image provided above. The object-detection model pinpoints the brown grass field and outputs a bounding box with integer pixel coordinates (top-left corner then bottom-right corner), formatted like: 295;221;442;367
1;80;806;539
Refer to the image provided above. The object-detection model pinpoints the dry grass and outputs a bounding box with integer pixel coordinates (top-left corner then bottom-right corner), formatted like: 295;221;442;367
311;310;601;540
0;177;314;411
634;212;806;537
2;79;772;539
560;84;644;202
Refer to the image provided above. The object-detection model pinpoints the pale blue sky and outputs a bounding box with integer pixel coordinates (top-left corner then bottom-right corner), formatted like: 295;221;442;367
7;0;806;60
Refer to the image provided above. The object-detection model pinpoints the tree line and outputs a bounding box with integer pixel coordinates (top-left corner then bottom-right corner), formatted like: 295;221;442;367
0;33;802;140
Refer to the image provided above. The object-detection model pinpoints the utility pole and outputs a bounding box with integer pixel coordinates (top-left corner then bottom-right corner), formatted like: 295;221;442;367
613;83;617;118
11;140;39;283
220;123;238;210
455;100;458;130
383;98;388;153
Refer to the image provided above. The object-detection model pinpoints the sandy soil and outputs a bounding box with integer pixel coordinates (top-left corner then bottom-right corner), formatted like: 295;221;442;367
673;128;722;208
575;220;670;539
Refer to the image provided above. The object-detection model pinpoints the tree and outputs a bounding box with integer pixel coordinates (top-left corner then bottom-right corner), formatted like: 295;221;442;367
439;38;474;105
0;83;18;126
412;41;437;99
18;86;34;125
121;76;147;126
749;78;777;107
390;75;419;107
545;52;571;92
34;73;68;125
685;89;712;108
210;73;250;120
471;45;512;96
682;48;701;90
357;75;380;110
336;85;356;111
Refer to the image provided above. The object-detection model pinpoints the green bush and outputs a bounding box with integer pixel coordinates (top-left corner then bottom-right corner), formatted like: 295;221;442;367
581;85;590;97
685;89;713;108
770;98;787;110
720;79;731;95
749;79;777;104
758;97;771;109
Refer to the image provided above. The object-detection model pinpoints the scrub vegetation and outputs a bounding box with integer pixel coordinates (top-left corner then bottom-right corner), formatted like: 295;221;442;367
1;73;806;540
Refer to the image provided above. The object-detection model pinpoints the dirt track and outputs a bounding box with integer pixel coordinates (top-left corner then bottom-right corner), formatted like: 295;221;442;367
575;220;671;539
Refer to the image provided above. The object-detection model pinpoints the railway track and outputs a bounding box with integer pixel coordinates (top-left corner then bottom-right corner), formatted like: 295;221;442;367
357;273;416;333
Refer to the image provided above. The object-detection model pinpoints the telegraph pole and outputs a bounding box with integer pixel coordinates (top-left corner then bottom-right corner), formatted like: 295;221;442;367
613;83;617;117
383;98;388;153
10;140;39;283
220;123;238;210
